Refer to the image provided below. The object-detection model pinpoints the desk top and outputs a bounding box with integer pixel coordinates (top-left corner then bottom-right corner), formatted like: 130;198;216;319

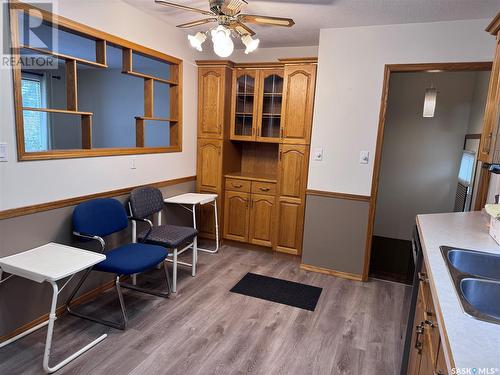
0;243;105;283
164;193;217;205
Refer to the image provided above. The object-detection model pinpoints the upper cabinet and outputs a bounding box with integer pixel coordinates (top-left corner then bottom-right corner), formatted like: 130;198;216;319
479;13;500;163
231;69;259;141
257;69;284;143
198;66;232;139
281;64;317;145
230;62;316;145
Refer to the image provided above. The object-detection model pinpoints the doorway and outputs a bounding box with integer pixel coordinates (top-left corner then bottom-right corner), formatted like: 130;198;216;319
366;62;492;283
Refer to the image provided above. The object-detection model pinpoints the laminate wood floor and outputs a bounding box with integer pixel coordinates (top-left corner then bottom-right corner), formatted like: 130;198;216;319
0;243;411;375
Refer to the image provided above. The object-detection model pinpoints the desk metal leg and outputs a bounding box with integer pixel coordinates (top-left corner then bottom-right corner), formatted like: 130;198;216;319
43;280;107;373
196;199;220;254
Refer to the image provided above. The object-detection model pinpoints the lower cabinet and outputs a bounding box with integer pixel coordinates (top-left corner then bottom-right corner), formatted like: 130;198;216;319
275;197;305;254
223;191;250;242
223;179;276;247
407;264;448;375
249;194;275;247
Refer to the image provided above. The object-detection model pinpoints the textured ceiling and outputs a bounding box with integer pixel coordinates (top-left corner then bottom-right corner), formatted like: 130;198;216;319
123;0;500;48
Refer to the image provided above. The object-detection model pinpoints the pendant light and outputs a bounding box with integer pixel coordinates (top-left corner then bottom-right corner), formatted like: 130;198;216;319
423;85;438;118
241;35;260;54
211;25;234;58
187;32;207;51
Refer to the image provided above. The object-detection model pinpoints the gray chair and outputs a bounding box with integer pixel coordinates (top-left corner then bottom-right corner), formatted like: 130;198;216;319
129;187;198;293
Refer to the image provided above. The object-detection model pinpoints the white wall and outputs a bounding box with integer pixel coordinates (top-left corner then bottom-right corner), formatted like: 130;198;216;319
374;72;477;241
0;0;199;210
308;19;495;196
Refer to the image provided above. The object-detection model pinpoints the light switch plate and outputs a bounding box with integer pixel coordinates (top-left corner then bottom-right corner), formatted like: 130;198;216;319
359;150;369;164
0;143;7;162
313;148;323;161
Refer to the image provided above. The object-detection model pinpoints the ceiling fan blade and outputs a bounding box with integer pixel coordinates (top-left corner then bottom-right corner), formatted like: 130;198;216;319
154;1;215;16
238;14;295;27
230;21;256;36
177;18;218;28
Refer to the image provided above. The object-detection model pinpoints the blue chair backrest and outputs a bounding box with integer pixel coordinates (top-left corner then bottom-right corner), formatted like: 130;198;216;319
73;198;128;237
129;187;164;219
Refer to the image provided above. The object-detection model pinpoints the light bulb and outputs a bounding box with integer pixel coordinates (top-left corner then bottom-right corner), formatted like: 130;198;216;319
423;87;437;118
211;25;234;58
187;32;206;51
241;35;260;54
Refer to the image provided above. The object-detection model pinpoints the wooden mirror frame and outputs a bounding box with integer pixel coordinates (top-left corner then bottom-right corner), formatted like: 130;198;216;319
9;1;183;161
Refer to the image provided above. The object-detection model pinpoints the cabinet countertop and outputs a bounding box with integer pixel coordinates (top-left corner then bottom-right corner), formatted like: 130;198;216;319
416;211;500;372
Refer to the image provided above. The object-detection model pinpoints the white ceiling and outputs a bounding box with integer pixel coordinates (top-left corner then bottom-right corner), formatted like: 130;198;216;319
124;0;500;48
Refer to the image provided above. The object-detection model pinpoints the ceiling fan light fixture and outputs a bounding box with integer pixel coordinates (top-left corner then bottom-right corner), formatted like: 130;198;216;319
211;25;234;58
241;34;259;54
188;32;206;51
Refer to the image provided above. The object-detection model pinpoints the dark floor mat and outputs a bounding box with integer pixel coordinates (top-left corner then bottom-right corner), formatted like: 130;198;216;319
230;272;322;311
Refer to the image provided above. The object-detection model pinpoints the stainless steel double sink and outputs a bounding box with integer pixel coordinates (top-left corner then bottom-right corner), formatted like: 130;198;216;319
440;246;500;324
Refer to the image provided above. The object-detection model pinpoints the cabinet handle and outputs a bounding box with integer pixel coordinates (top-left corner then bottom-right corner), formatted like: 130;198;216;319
280;128;284;139
424;319;435;328
414;322;424;354
218;124;222;134
260;187;270;192
232;184;243;188
418;272;428;282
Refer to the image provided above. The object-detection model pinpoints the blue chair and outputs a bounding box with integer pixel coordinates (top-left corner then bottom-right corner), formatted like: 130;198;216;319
66;198;171;330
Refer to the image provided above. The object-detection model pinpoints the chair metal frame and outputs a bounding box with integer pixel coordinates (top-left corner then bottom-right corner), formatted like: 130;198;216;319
66;221;171;331
129;203;198;293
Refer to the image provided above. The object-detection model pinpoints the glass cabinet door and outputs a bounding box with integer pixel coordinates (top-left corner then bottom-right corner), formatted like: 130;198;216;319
257;69;284;142
232;70;258;139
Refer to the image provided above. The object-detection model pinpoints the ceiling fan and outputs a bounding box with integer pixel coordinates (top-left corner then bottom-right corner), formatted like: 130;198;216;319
154;0;295;57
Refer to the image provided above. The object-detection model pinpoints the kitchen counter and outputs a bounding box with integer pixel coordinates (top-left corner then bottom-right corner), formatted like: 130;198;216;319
417;211;500;372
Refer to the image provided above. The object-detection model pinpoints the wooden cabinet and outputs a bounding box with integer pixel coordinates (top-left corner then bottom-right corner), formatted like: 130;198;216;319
198;67;228;139
275;198;304;254
278;144;309;199
249;194;275;247
406;263;450;375
224;178;276;247
281;64;316;145
231;69;259;141
197;139;222;192
275;144;309;255
230;65;315;145
223;190;250;242
197;59;316;252
231;68;284;143
479;14;500;163
257;69;284;143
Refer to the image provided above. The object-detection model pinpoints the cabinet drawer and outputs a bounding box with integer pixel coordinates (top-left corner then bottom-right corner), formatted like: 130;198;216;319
225;178;251;192
251;181;276;196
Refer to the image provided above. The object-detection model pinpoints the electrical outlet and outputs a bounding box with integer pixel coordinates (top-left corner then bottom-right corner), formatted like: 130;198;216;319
0;143;7;162
130;158;137;170
359;151;369;164
313;148;323;161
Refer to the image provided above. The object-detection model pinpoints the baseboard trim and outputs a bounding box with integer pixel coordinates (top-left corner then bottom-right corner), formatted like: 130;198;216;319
0;176;196;220
275;247;300;256
306;190;371;202
300;263;363;281
0;278;116;343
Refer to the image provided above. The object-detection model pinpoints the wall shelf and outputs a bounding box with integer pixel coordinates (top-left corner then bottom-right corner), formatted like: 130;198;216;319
20;45;108;68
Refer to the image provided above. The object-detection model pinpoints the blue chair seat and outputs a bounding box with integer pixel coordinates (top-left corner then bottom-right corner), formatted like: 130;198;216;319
94;243;168;275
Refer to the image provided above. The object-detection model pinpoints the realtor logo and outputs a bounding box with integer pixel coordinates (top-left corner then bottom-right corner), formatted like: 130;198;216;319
2;1;58;69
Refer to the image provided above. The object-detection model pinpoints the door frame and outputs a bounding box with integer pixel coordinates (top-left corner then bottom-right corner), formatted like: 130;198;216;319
362;61;493;281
